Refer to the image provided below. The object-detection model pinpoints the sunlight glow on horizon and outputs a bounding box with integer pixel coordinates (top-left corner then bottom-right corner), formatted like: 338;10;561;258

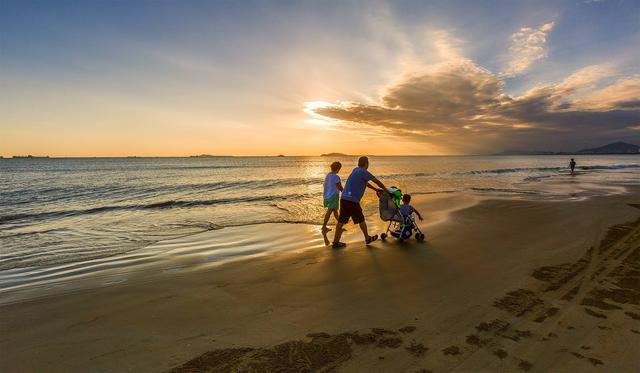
302;101;337;129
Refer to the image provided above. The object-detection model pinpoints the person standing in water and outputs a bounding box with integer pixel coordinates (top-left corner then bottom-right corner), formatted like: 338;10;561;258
570;158;576;174
322;161;343;232
332;156;387;248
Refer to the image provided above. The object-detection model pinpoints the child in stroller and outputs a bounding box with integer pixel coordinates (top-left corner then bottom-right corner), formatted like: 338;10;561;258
377;187;425;242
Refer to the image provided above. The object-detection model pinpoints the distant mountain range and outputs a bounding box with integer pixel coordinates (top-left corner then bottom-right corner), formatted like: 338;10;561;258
189;154;234;158
578;142;639;154
497;142;639;156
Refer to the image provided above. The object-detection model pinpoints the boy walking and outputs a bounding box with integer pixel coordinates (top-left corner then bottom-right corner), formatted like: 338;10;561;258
569;158;576;174
322;161;343;232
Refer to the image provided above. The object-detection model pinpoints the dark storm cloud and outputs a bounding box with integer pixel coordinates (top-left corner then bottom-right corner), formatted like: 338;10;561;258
312;61;640;153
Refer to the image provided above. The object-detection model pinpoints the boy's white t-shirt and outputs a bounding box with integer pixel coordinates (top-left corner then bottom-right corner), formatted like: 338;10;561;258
323;173;341;199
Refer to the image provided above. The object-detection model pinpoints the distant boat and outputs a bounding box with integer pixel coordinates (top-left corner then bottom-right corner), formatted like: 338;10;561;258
12;155;50;159
277;154;285;157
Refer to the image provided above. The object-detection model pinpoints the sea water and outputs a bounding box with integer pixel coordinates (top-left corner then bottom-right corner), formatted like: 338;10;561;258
1;155;638;273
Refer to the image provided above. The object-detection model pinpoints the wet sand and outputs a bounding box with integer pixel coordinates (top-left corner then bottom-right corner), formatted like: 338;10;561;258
1;189;639;372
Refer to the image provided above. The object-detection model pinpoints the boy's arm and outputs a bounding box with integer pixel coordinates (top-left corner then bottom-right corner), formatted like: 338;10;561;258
337;181;343;192
412;206;423;220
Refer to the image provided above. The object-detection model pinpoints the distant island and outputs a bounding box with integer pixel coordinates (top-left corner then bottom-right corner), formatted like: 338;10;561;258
189;154;234;158
320;152;352;157
12;155;50;159
496;141;639;155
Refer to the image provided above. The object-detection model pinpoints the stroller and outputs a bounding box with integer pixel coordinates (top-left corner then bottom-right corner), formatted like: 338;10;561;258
378;187;425;242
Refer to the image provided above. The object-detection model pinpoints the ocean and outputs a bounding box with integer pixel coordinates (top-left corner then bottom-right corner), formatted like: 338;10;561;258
1;155;638;275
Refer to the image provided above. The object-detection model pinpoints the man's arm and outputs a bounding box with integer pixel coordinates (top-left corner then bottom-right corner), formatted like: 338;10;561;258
370;177;386;192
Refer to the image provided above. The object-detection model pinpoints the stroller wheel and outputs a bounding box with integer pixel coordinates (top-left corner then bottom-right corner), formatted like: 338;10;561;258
399;238;404;243
416;233;425;241
381;233;387;240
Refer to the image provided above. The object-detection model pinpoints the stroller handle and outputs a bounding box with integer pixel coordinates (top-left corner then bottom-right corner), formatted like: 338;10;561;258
375;188;387;198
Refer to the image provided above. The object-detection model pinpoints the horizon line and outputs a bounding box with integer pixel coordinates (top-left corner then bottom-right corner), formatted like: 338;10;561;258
2;153;634;159
0;154;475;158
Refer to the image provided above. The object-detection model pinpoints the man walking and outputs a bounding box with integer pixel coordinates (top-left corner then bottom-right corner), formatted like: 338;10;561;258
332;156;387;248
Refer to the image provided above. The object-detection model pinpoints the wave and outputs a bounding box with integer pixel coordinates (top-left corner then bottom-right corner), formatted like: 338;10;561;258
3;165;244;173
0;228;64;238
461;163;640;175
462;167;564;175
0;193;316;224
185;172;434;191
378;172;434;179
0;177;324;208
579;164;640;170
470;187;542;195
411;190;458;195
3;172;434;204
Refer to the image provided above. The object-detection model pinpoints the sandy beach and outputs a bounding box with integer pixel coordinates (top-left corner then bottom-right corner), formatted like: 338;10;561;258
1;187;639;372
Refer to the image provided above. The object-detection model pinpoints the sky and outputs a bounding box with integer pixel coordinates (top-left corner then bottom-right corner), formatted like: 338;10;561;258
1;0;639;156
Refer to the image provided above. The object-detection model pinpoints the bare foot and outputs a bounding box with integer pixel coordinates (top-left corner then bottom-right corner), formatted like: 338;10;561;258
321;226;332;232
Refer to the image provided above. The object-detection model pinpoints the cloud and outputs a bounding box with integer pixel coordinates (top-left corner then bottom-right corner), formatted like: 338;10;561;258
503;22;555;76
430;30;465;61
574;75;640;110
315;61;501;131
309;60;640;153
557;64;614;91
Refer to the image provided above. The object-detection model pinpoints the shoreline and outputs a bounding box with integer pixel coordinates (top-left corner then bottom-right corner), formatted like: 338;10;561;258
0;191;482;304
1;188;639;372
1;181;633;302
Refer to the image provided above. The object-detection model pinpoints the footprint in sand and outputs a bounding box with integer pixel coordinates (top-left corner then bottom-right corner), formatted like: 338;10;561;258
518;360;533;371
398;325;417;333
405;342;428;357
442;345;460;355
625;311;640;320
493;348;508;359
571;351;604;366
377;337;403;348
585;308;607;318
